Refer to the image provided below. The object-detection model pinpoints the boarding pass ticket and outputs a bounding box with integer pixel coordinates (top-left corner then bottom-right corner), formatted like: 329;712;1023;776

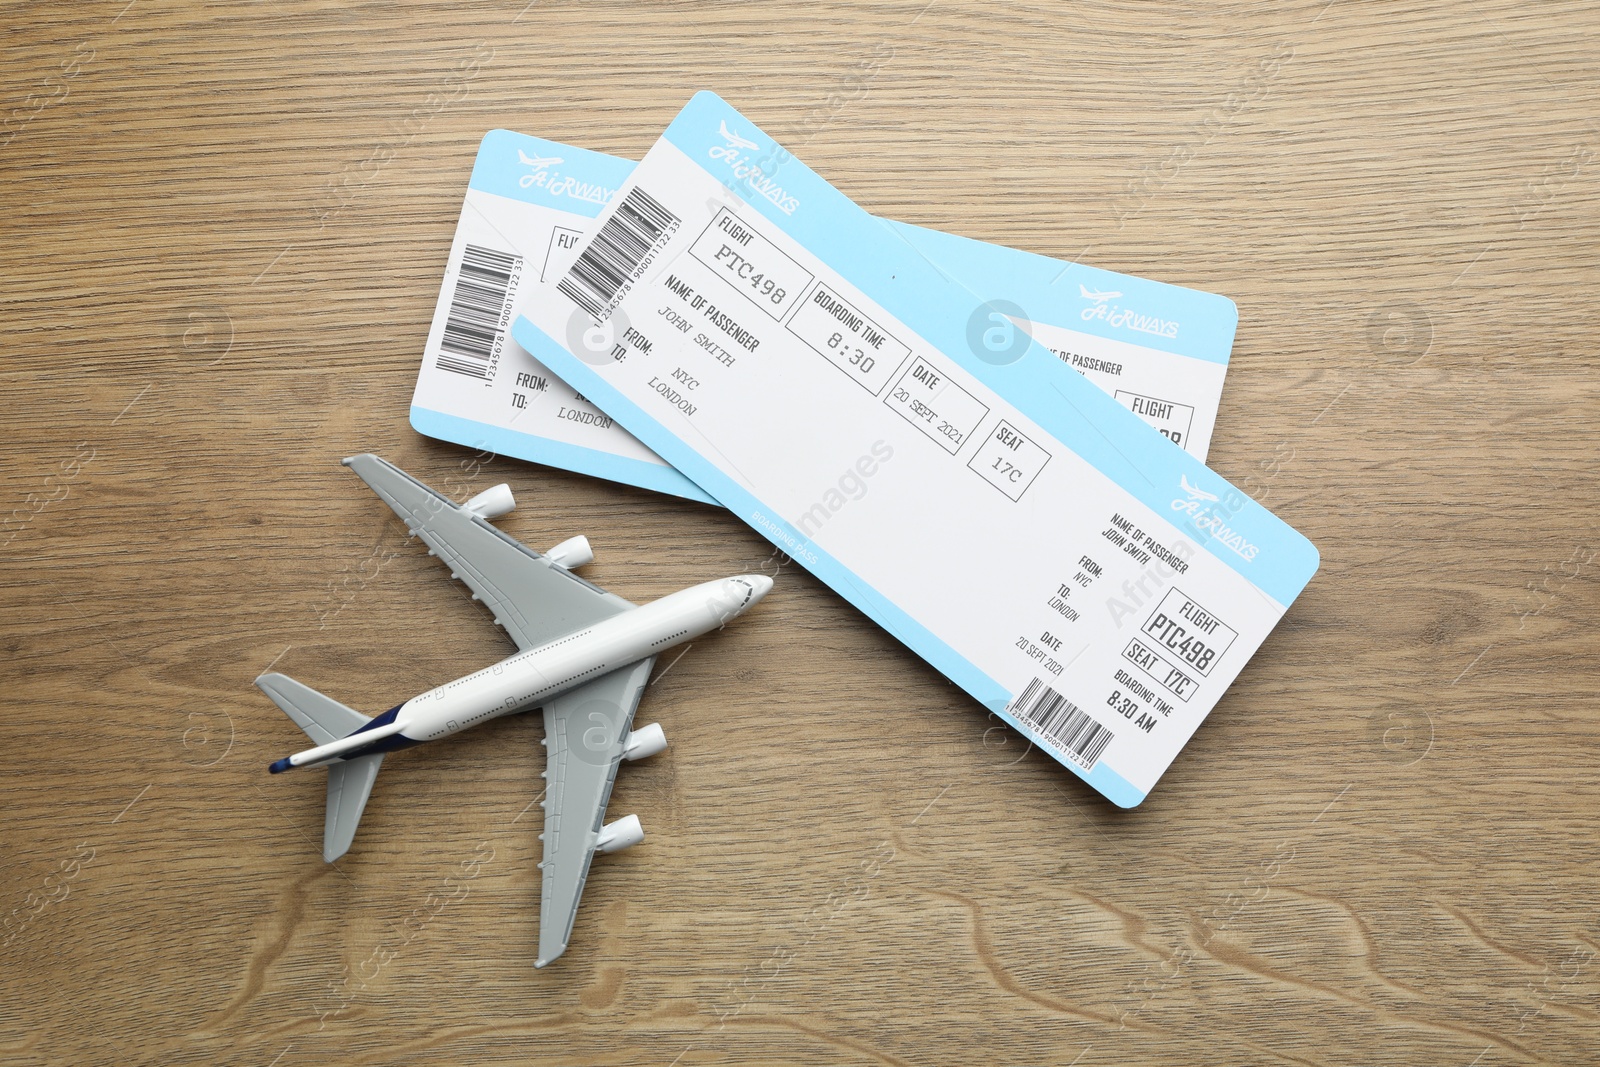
410;130;1236;505
507;92;1319;807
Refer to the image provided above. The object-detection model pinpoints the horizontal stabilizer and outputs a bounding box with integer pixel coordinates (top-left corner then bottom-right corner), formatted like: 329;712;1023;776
256;672;370;744
255;673;386;862
324;754;385;862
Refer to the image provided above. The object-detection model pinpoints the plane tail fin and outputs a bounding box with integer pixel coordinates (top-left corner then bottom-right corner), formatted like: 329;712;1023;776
255;673;385;862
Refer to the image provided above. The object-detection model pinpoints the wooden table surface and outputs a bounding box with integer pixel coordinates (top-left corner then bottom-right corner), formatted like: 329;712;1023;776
4;2;1598;1064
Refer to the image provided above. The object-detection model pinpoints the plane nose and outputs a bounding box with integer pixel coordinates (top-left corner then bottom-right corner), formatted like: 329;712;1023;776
744;574;773;603
713;575;773;620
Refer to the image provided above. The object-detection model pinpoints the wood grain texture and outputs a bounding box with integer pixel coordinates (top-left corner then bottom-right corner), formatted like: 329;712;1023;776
3;1;1598;1064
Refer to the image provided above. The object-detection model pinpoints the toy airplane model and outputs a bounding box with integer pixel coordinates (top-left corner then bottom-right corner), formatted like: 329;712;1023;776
257;453;772;967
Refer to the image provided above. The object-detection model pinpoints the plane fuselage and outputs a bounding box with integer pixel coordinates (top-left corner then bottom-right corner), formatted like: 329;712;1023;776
271;574;769;772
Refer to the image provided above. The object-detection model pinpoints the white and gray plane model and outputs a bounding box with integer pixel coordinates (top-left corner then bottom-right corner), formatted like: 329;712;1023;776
258;454;772;967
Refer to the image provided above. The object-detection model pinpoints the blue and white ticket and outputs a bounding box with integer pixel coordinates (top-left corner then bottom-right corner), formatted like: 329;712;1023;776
409;131;1236;506
509;93;1319;807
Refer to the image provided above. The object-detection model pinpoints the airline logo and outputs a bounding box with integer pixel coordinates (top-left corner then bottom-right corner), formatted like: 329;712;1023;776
717;120;758;151
517;147;614;205
1079;284;1180;340
1178;474;1218;502
1171;475;1257;562
704;120;799;215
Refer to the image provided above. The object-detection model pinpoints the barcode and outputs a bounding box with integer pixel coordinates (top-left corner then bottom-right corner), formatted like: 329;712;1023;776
1008;678;1114;770
436;244;521;379
557;187;678;320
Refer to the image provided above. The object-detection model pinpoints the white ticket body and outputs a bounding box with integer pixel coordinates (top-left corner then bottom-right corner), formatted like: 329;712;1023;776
409;131;1237;504
510;93;1319;807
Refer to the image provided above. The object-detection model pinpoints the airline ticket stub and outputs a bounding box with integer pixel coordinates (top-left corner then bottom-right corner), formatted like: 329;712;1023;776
511;92;1318;807
409;130;1236;504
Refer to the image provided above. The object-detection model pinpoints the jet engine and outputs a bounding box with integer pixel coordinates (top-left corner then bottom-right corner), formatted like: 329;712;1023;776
596;814;644;853
545;535;594;569
622;723;668;761
463;483;515;520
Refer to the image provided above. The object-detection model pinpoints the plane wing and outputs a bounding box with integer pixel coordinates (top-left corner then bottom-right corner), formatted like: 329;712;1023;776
341;454;634;649
535;656;655;968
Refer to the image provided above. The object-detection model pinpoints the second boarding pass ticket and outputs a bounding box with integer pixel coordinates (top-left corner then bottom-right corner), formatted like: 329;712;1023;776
508;92;1319;808
410;130;1238;507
